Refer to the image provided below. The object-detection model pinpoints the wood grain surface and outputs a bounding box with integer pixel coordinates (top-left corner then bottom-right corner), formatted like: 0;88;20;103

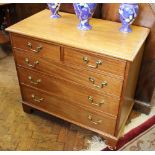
63;47;126;77
116;45;145;137
0;54;149;150
17;67;120;116
11;34;61;62
6;9;150;61
15;50;123;97
0;55;96;151
6;9;149;148
21;85;116;136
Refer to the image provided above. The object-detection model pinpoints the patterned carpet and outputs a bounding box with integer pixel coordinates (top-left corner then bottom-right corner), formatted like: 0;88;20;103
119;118;155;151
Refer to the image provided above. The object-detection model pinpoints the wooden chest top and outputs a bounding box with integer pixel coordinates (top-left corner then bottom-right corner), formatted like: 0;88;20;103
6;9;149;61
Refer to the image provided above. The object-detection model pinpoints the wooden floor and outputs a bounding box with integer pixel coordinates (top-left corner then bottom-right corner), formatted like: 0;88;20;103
0;52;141;151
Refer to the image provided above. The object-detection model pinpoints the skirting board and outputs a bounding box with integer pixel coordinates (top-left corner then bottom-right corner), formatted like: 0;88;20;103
134;100;152;115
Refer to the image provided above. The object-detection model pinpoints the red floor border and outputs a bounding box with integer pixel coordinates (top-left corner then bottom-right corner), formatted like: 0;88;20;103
103;115;155;151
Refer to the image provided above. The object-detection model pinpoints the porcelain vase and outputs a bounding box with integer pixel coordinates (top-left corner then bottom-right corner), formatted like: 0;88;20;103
47;3;61;19
119;3;139;33
73;3;97;31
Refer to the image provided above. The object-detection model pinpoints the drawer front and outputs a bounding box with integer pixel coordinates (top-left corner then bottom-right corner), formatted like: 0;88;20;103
14;49;123;97
18;67;120;116
21;85;116;135
63;47;126;77
11;34;60;62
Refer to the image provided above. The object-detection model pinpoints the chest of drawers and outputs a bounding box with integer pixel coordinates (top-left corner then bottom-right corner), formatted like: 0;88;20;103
6;9;150;148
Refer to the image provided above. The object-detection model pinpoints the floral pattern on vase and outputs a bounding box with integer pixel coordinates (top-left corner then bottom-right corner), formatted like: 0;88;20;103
73;3;97;31
47;3;61;19
119;3;139;33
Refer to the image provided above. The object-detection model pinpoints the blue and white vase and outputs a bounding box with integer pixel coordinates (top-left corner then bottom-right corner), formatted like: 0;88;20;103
73;3;97;31
47;3;61;19
119;3;139;33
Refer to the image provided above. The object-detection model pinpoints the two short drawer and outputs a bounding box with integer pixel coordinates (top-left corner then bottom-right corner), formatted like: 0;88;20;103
21;85;116;135
12;34;126;78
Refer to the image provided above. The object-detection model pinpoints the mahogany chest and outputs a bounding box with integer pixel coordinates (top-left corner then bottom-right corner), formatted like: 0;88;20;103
6;9;150;148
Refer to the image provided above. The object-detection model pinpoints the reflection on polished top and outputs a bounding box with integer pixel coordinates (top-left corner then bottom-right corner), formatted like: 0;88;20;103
6;9;150;61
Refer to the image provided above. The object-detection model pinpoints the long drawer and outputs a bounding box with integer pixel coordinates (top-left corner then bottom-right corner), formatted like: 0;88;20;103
21;85;116;135
18;67;120;116
11;34;60;62
63;47;126;77
14;49;123;97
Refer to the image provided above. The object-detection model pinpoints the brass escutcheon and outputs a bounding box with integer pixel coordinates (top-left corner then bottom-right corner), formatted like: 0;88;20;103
83;56;102;68
31;94;44;102
27;42;43;53
88;96;104;107
28;76;41;85
89;77;107;89
25;58;39;68
88;115;102;125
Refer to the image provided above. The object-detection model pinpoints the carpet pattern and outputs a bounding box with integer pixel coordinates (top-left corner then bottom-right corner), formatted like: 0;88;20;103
119;124;155;151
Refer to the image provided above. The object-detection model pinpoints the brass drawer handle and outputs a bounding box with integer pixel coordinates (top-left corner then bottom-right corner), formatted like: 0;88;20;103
28;76;41;85
31;94;44;102
88;115;102;125
25;58;39;68
83;56;102;69
88;96;104;107
27;42;43;53
89;77;107;89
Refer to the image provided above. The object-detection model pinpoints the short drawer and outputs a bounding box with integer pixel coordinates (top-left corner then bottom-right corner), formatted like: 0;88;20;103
63;47;126;77
15;49;123;97
11;34;60;62
21;85;116;135
18;67;120;116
